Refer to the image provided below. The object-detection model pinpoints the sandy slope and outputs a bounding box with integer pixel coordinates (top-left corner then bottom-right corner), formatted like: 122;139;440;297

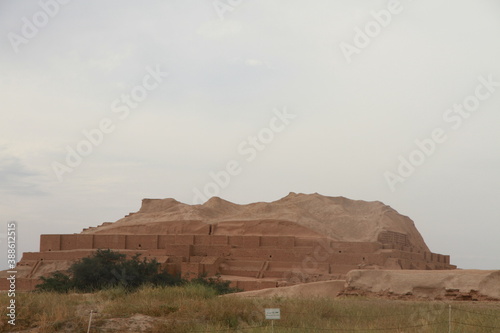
227;270;500;301
346;269;500;300
225;280;346;298
83;192;430;251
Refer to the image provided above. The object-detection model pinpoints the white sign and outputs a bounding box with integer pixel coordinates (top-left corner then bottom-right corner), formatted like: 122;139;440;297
265;308;281;320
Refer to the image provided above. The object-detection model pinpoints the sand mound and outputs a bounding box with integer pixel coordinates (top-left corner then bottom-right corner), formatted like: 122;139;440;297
229;270;500;300
227;280;346;298
345;270;500;300
84;192;430;252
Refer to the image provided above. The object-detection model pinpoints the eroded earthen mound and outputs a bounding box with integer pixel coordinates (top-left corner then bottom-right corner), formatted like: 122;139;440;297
83;192;430;252
342;270;500;301
1;193;456;292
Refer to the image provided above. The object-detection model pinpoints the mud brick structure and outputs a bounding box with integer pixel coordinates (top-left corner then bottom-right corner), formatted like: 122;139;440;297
0;193;456;291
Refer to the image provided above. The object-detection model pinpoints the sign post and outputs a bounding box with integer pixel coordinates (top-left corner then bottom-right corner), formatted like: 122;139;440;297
265;308;280;333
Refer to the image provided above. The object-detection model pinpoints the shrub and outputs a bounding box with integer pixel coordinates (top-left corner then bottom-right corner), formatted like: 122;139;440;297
36;271;73;293
36;249;184;293
190;273;241;295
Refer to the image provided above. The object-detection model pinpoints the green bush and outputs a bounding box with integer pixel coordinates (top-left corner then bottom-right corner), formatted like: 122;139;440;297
36;271;73;293
36;249;239;295
36;249;184;293
191;273;241;295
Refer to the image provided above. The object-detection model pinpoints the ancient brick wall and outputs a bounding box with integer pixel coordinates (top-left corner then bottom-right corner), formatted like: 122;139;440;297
378;231;410;247
5;233;455;292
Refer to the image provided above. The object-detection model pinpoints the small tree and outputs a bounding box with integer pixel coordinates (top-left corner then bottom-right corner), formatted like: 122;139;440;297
70;249;126;292
36;249;184;293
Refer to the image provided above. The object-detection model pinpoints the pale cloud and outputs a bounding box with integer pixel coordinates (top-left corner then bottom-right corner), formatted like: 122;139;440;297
0;0;499;271
245;59;262;66
87;47;134;72
0;147;45;196
196;20;242;39
244;59;271;68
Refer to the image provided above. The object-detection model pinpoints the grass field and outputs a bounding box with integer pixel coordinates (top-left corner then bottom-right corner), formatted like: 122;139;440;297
1;285;500;332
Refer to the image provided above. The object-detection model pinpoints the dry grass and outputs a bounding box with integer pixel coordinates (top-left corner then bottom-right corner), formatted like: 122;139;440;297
1;286;500;332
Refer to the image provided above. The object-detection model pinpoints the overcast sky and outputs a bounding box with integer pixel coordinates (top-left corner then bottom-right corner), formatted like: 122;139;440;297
1;0;499;270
